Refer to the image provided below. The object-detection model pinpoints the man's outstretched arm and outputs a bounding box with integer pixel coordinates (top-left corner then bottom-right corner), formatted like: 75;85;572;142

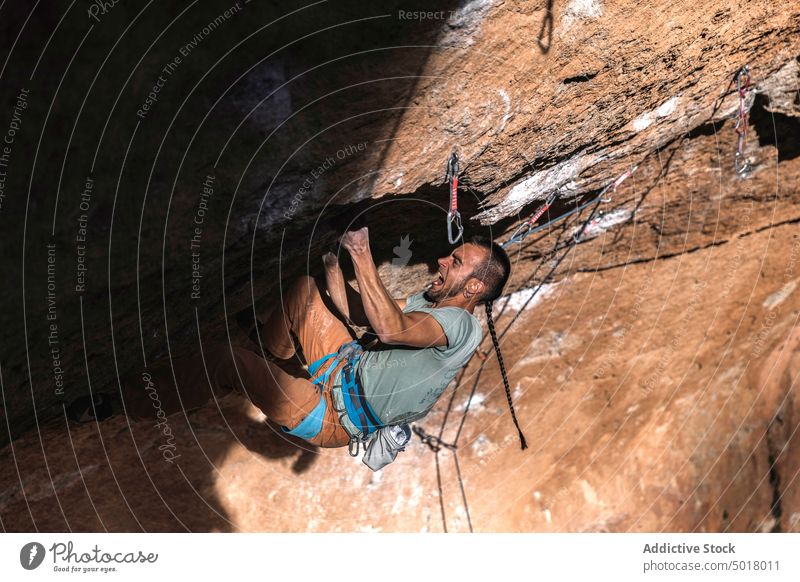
341;227;446;348
323;252;407;327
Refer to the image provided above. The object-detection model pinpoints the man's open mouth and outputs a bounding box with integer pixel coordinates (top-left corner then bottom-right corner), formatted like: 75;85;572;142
431;271;445;288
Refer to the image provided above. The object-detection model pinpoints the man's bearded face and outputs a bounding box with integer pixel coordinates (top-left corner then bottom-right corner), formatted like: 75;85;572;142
424;244;486;303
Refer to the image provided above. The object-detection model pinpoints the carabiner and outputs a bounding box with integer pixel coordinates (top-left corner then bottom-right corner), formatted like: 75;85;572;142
501;193;556;248
502;222;531;248
348;436;361;457
446;151;459;183
735;151;751;176
734;66;751;176
736;65;750;94
447;209;463;244
338;340;362;361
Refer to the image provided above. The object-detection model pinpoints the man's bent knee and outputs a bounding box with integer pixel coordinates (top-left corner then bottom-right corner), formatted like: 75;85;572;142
285;275;325;316
288;275;319;299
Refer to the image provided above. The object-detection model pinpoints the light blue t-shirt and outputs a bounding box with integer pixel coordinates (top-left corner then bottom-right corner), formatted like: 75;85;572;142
358;292;483;425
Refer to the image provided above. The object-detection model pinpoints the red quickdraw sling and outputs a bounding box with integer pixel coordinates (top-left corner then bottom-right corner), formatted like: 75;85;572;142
446;151;463;244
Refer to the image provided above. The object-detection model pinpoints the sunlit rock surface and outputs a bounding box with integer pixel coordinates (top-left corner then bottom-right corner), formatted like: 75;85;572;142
1;0;799;531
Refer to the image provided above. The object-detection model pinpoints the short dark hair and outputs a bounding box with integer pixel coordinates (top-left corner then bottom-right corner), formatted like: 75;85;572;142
468;235;511;303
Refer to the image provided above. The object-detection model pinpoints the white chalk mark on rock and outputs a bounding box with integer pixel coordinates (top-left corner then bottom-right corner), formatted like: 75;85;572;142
631;96;680;132
440;0;496;47
481;156;589;221
562;0;604;30
498;283;557;313
573;208;632;240
763;278;798;309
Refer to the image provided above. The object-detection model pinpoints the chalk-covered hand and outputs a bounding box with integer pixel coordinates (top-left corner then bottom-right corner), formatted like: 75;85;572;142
341;226;370;256
322;251;339;268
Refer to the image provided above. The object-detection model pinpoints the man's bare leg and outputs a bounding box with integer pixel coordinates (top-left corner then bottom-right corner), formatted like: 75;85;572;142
116;275;353;446
122;345;321;428
261;275;354;364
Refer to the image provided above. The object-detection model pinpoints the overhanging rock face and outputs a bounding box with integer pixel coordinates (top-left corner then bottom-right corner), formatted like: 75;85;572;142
0;0;799;532
357;2;799;224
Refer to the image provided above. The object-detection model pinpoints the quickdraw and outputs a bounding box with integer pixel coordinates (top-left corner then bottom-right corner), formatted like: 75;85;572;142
502;192;558;247
734;65;752;176
501;165;639;248
446;151;463;244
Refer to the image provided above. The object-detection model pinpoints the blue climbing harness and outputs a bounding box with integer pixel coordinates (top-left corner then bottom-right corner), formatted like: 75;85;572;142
282;341;384;455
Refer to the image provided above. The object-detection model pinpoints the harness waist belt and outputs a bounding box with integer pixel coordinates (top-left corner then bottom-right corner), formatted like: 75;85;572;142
294;341;383;441
341;364;382;437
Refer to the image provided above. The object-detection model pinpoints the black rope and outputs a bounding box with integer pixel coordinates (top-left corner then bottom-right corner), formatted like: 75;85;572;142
485;301;527;449
491;191;612;346
434;452;448;533
452;204;592;438
450;238;572;446
413;176;641;533
437;367;467;441
452;453;473;532
413;168;648;533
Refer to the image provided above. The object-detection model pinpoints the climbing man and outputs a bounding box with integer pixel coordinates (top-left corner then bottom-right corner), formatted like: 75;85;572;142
69;226;524;468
